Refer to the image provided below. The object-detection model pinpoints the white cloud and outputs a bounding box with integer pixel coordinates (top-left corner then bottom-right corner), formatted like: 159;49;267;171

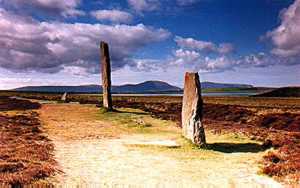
130;30;298;74
130;59;162;71
1;0;84;17
239;53;274;67
166;48;236;72
123;49;203;73
90;10;133;24
170;49;201;66
175;36;215;52
218;43;235;54
133;49;287;73
0;8;171;74
61;65;89;76
202;56;235;72
171;34;299;72
127;0;160;12
174;36;235;54
267;0;300;59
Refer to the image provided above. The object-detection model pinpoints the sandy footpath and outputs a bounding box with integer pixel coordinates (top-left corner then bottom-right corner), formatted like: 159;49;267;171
39;103;283;187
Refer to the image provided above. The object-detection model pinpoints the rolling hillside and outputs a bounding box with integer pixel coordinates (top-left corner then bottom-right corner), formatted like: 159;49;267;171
13;81;254;94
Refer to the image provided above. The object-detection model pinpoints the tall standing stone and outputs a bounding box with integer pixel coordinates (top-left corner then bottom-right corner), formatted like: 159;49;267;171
181;72;206;146
100;41;113;110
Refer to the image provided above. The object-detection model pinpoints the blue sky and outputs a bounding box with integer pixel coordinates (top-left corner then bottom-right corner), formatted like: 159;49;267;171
0;0;299;89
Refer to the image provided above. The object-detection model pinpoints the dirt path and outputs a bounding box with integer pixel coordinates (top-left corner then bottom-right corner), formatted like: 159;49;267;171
38;103;283;187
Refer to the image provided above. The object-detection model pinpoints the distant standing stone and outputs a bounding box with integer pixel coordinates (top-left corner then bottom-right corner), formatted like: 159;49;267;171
61;92;67;102
100;41;113;111
181;72;206;146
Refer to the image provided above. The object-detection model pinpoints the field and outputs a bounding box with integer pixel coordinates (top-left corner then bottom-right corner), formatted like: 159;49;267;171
0;91;299;186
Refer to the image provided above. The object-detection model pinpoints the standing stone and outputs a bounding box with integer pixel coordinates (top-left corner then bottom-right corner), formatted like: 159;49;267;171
181;72;206;146
100;41;113;110
61;92;67;102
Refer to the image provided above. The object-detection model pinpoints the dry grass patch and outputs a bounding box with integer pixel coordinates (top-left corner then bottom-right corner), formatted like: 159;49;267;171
39;105;178;141
0;97;57;185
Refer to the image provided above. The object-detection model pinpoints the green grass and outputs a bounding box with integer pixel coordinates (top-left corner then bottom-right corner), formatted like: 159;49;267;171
126;132;265;161
96;107;177;135
94;107;265;161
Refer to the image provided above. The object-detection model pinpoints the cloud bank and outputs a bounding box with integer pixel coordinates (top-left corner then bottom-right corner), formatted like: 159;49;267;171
0;8;170;74
175;36;235;54
134;35;286;73
1;0;84;17
267;0;300;63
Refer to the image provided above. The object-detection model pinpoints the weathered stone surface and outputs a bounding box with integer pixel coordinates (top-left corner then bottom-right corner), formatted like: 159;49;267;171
181;72;206;146
100;41;113;110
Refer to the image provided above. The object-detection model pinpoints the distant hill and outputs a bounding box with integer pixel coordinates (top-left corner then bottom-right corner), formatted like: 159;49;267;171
112;81;181;93
14;81;181;94
254;87;300;97
201;82;253;89
13;81;254;94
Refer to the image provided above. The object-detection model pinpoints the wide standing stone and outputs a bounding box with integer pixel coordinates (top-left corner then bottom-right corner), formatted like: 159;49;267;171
181;72;206;146
100;41;113;110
